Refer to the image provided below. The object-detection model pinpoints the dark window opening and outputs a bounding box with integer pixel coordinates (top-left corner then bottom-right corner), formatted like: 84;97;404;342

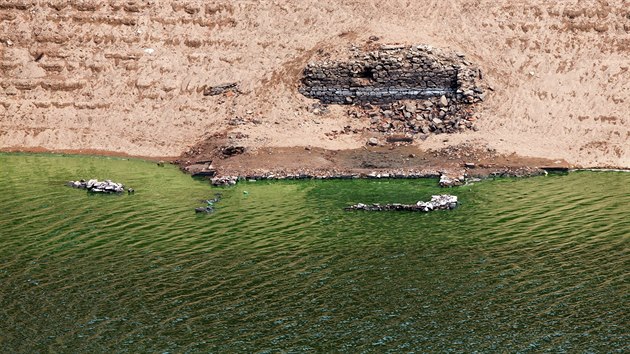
357;67;374;79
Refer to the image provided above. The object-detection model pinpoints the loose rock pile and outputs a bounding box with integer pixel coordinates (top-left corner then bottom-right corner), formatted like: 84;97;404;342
345;195;458;212
353;97;476;136
66;179;132;194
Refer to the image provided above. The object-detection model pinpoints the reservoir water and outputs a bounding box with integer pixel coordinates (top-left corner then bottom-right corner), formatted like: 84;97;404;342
0;153;628;352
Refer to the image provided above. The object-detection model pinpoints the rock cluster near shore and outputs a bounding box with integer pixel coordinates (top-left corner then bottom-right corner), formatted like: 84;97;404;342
211;172;439;186
439;173;465;187
346;195;458;212
211;176;239;186
66;179;132;194
205;165;546;187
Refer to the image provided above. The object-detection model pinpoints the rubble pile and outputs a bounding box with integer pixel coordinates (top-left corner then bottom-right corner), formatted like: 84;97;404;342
351;97;477;136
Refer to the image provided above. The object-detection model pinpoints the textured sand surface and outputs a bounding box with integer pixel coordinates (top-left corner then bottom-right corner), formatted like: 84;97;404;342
1;0;629;167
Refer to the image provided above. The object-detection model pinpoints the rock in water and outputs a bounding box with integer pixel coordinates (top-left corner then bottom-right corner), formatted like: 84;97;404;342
345;195;458;212
195;193;223;214
195;207;214;213
66;179;130;194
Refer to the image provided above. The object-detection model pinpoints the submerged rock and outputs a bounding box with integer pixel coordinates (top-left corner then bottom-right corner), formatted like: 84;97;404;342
346;195;458;212
195;206;214;213
195;193;223;214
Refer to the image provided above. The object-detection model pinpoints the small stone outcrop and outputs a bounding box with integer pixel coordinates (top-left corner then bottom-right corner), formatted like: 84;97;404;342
345;194;458;212
439;173;465;187
66;179;129;194
211;176;238;186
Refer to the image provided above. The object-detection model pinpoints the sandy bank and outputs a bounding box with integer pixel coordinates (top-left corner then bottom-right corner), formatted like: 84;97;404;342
0;1;628;168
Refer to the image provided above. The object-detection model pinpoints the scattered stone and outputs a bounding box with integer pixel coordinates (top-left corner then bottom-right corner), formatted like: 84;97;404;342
309;102;329;115
464;162;476;168
228;117;247;126
203;82;239;96
440;95;449;107
346;195;458;212
211;176;238;186
66;179;128;194
368;137;379;146
439;174;464;187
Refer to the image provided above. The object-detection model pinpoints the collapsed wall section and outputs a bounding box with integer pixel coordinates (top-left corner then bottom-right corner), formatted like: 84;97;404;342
300;45;483;105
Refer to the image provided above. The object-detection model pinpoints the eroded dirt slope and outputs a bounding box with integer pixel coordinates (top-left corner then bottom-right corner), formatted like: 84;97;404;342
0;0;628;167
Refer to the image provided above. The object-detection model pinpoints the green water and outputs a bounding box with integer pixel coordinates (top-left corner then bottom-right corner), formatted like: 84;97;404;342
0;153;628;352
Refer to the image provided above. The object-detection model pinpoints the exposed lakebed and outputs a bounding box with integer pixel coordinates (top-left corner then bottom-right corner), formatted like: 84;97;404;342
0;153;628;352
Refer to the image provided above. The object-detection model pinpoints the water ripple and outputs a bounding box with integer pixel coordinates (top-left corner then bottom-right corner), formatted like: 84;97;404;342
0;155;628;352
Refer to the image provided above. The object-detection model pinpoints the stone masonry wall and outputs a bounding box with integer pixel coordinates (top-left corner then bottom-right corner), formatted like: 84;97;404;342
300;45;484;105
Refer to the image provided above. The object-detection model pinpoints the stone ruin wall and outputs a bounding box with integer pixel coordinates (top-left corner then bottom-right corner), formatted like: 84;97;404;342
299;45;486;136
300;45;484;106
